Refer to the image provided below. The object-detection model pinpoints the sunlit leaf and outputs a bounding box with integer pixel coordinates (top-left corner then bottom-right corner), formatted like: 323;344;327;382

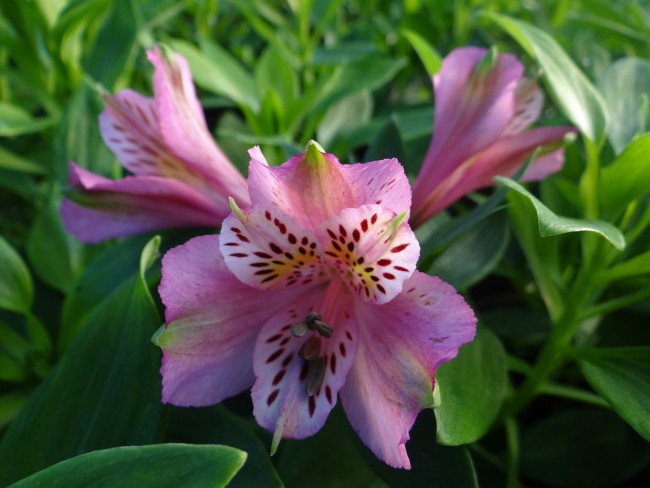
0;234;33;313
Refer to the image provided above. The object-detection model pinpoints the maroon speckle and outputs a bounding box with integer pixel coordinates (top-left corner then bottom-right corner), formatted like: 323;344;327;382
308;396;316;416
272;370;286;386
352;229;361;242
383;273;396;280
357;257;365;265
371;214;378;224
330;354;337;374
339;225;347;237
394;266;409;272
266;333;282;343
377;259;392;266
261;274;279;283
250;262;269;268
224;242;239;247
265;211;272;221
231;227;242;233
339;342;346;357
347;242;354;252
255;251;273;259
267;390;280;406
299;361;309;381
288;233;297;244
302;237;309;245
269;243;283;254
281;354;293;367
327;229;336;239
266;348;284;363
331;241;342;252
230;253;248;257
255;269;275;275
345;331;353;341
325;385;333;404
377;284;386;294
236;234;250;243
361;219;369;232
391;243;409;253
280;337;290;346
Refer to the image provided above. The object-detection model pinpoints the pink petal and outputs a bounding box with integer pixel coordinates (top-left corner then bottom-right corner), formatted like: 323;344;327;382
411;126;575;226
341;271;476;469
417;47;523;189
252;279;358;446
148;48;250;206
503;78;544;136
247;146;357;231
61;162;227;242
317;205;419;304
220;204;328;290
157;235;314;406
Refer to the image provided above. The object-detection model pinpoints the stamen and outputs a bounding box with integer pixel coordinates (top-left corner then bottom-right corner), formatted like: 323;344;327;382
290;322;308;338
305;357;326;396
298;336;321;360
305;312;332;338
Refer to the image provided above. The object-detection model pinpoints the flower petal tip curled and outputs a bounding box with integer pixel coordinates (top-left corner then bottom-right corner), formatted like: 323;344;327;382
304;140;328;167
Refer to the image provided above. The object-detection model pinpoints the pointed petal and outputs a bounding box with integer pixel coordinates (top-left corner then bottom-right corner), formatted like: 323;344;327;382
521;147;566;182
420;47;523;184
252;280;359;444
317;205;419;304
341;271;476;469
220;204;328;290
61;162;227;242
340;158;412;215
503;78;544;136
148;47;250;206
157;235;313;406
247;146;357;231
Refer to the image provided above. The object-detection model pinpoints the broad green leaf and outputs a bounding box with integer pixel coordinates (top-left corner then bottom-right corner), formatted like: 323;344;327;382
82;0;138;89
435;327;507;445
571;347;650;441
427;211;509;290
310;41;378;65
0;239;163;485
0;234;33;313
401;29;442;76
598;250;650;283
520;408;650;487
317;91;373;149
0;388;31;429
497;177;625;250
486;13;608;143
167;39;259;111
600;133;650;219
363;116;405;166
168;406;282;488
0;145;46;174
255;45;298;116
277;407;387;488
364;411;478;487
0;102;56;136
597;57;650;154
27;187;85;294
10;444;246;488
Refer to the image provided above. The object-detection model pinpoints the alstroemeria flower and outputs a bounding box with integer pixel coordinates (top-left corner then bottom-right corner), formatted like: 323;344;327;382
155;142;476;468
410;47;576;227
61;46;250;242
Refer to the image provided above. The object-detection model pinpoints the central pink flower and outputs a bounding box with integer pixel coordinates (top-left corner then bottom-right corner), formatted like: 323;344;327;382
155;142;476;468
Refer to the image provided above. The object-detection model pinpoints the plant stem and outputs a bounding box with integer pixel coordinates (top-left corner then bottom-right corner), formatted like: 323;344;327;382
505;417;520;488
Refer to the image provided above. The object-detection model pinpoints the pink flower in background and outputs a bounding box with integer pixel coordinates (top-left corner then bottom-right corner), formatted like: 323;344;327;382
410;47;576;228
61;47;250;243
154;142;476;469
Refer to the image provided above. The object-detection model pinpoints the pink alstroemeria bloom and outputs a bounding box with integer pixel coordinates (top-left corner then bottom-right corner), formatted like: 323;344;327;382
410;47;576;228
61;46;250;243
154;142;476;469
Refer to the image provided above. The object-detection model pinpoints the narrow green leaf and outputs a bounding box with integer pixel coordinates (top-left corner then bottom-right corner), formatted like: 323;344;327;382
0;388;31;429
255;45;297;115
0;234;33;313
597;57;650;154
435;327;508;445
485;13;608;143
0;102;56;136
82;0;138;89
10;444;246;488
317;91;373;148
571;347;650;441
600;133;650;219
27;187;85;294
598;250;650;283
496;176;625;250
0;145;46;174
0;241;163;485
167;39;259;111
428;212;510;290
401;29;442;76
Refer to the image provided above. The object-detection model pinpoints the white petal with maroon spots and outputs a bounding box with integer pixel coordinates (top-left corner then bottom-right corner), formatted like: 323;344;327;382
220;205;329;290
252;281;359;442
317;204;419;304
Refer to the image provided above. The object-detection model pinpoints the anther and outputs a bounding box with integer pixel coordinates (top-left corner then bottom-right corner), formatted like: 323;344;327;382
298;336;321;360
305;312;332;338
290;322;308;338
305;357;326;396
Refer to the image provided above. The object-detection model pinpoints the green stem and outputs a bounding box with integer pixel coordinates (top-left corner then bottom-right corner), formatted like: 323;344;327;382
539;383;611;409
580;285;650;320
505;417;520;488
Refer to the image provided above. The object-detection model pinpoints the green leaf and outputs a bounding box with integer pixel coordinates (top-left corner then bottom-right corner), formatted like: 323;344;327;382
0;388;31;429
277;407;387;488
600;133;650;219
486;13;608;143
59;234;152;352
497;176;625;250
255;45;297;116
427;211;509;290
435;327;507;445
362;116;405;165
82;0;139;89
520;408;650;487
0;145;46;174
167;38;259;111
598;249;650;283
10;444;246;488
597;57;650;154
401;29;442;76
0;239;163;485
317;91;373;148
0;235;33;313
0;102;56;136
27;187;85;294
571;347;650;441
168;406;282;488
